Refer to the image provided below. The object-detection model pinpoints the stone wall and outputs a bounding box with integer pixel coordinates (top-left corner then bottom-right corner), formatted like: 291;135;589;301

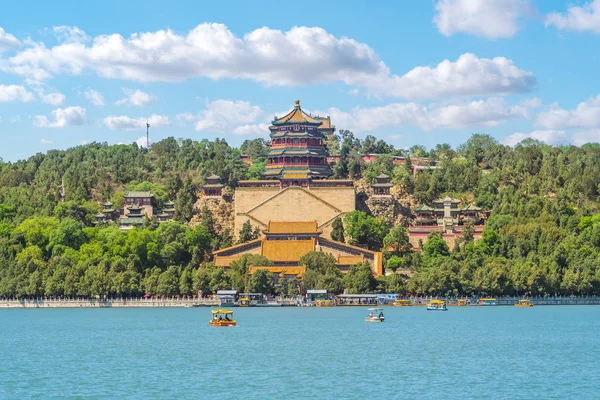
234;185;356;240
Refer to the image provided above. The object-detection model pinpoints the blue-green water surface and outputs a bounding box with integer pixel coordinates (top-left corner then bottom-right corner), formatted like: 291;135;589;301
2;306;599;399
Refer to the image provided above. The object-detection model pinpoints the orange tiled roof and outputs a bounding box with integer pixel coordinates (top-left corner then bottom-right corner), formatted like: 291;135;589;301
261;239;315;262
266;221;321;234
248;266;306;276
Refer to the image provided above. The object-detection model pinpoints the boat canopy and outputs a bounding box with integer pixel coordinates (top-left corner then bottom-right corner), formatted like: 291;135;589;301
367;308;384;311
518;299;530;303
429;299;445;304
307;289;327;294
212;309;234;314
480;298;497;301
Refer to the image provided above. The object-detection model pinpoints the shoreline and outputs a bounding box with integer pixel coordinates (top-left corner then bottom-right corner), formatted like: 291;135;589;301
2;296;600;308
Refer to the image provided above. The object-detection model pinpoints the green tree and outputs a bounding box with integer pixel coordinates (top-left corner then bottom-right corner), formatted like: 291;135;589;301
343;211;390;250
331;217;345;242
247;268;274;294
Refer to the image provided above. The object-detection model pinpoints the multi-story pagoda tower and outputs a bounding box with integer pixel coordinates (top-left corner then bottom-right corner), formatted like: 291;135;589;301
264;100;332;183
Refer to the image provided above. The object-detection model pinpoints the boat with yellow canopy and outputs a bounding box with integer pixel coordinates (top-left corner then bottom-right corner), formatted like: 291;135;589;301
478;298;497;305
457;299;467;306
393;299;412;307
316;299;334;307
515;299;533;307
209;309;236;326
239;297;250;307
426;299;448;311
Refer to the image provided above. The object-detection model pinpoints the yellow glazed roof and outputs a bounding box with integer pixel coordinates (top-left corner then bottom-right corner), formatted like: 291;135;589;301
272;100;322;125
261;239;315;262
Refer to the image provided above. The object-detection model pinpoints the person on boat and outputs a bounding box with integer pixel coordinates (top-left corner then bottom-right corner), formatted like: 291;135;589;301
369;312;373;318
225;315;231;321
379;311;384;318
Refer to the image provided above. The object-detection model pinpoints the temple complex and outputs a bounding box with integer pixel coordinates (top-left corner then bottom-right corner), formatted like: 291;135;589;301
96;191;175;229
409;197;488;247
213;221;383;277
234;100;355;238
201;174;224;198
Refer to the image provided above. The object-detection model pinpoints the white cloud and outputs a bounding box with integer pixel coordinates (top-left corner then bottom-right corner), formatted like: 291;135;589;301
545;0;600;34
232;123;270;136
195;99;263;132
503;130;568;146
0;24;535;99
321;97;530;132
0;84;35;102
40;92;66;106
434;0;533;39
53;26;90;44
134;136;151;148
9;115;21;123
81;140;89;145
0;27;20;52
84;88;104;106
572;130;600;145
536;95;600;129
176;112;195;123
33;106;87;128
104;114;170;130
115;88;155;106
40;138;52;145
363;53;535;99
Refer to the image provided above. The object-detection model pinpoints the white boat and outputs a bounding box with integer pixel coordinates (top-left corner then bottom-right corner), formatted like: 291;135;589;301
365;308;385;322
426;300;448;311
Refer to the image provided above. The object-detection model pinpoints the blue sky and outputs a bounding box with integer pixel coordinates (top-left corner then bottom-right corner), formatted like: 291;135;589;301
2;0;600;161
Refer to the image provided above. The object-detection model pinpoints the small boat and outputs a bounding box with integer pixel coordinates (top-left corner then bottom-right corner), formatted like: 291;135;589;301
478;298;497;306
365;308;385;322
515;299;534;307
393;299;412;307
209;309;236;327
316;299;334;307
457;299;467;306
426;300;448;311
239;297;250;307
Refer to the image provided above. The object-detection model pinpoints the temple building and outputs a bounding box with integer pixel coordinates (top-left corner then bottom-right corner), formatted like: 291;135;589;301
114;192;175;229
371;173;393;196
213;221;382;277
234;100;355;239
264;100;332;184
94;201;118;224
201;174;224;197
409;197;487;247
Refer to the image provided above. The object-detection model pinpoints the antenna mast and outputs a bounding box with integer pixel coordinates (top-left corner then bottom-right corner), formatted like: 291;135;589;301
146;119;150;149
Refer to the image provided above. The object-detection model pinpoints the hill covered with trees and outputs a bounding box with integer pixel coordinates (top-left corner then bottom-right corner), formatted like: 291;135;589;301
2;132;600;297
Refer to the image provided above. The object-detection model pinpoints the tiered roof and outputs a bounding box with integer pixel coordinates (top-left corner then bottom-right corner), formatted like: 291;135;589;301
272;100;322;126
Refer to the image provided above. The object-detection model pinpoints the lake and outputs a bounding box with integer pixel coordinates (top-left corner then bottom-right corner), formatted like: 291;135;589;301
2;306;599;399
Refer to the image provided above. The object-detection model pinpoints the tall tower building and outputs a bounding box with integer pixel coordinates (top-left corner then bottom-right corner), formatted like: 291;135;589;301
263;100;333;183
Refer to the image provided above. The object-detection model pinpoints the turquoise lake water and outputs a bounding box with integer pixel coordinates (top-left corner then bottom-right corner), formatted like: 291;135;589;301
2;306;600;399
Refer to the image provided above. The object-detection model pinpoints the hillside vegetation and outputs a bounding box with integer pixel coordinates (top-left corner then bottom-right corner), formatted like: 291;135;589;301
2;132;600;297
